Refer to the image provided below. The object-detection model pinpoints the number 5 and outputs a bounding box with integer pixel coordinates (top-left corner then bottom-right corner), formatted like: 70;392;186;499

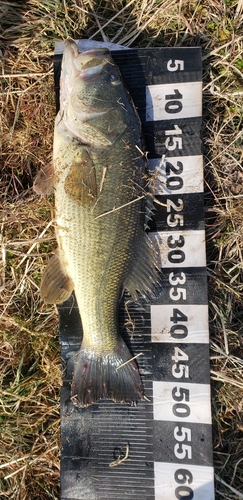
167;59;184;71
174;443;192;460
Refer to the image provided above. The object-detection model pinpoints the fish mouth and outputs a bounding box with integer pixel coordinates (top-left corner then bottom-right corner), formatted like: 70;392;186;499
64;40;112;81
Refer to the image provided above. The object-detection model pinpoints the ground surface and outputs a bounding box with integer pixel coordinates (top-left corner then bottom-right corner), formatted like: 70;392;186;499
0;1;243;499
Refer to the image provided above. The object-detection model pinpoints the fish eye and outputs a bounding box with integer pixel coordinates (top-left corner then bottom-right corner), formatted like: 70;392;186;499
109;72;120;85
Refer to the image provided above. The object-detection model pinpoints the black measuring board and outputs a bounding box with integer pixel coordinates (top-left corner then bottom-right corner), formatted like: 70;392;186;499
55;43;215;500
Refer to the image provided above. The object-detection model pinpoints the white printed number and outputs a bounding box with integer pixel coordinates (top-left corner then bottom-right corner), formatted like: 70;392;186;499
172;363;189;378
174;426;192;460
165;125;182;151
172;347;189;378
170;287;186;301
174;443;192;460
167;59;184;72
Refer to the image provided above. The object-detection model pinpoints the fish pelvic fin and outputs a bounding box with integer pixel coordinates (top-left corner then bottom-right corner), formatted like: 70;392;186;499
71;338;144;408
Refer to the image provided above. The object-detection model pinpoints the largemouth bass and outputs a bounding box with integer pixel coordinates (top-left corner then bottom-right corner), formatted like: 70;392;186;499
35;40;158;407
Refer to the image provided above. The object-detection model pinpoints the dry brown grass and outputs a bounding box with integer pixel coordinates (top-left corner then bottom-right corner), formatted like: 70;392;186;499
0;1;243;498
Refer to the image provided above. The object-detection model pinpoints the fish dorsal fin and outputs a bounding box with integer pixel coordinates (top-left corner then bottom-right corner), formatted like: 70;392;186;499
33;161;55;195
64;149;97;206
125;232;160;300
41;253;74;304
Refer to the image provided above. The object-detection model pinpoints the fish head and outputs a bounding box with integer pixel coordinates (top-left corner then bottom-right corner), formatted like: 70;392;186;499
59;40;134;148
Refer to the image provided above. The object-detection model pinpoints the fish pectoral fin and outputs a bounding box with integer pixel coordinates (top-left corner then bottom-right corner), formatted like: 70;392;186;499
33;161;55;195
64;149;97;206
125;232;160;300
71;338;144;408
41;253;74;304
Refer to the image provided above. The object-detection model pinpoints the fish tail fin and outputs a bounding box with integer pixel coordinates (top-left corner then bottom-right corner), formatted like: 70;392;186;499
71;338;144;408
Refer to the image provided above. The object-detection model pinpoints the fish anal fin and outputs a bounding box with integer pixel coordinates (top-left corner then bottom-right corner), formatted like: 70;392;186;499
41;253;74;304
64;149;97;206
71;338;144;408
33;161;55;195
125;232;160;300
